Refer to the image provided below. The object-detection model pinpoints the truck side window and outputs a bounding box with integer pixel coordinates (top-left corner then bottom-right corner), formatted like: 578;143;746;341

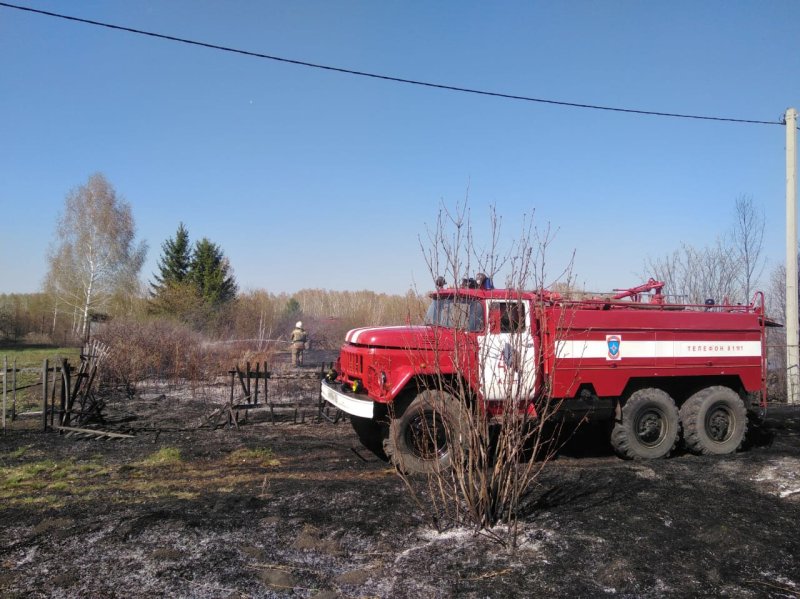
499;302;525;333
468;301;485;332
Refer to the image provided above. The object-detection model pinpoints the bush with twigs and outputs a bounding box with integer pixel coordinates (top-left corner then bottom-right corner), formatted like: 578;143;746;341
94;317;246;394
393;202;577;547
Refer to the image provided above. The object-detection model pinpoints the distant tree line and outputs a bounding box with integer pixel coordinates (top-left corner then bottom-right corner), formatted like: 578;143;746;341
0;293;67;343
0;286;424;350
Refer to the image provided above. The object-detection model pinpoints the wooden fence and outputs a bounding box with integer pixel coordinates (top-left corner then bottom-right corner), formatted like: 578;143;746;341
2;342;109;434
1;356;43;431
3;350;339;435
208;361;338;428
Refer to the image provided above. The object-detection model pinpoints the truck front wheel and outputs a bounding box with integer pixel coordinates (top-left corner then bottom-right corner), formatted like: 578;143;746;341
611;388;680;459
383;390;470;475
680;386;747;455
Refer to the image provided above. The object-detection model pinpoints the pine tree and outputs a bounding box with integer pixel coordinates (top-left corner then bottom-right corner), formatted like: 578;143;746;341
284;297;301;317
150;223;191;296
188;238;237;306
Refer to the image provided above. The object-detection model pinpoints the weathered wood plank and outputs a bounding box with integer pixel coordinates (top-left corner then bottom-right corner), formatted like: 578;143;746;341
53;425;135;439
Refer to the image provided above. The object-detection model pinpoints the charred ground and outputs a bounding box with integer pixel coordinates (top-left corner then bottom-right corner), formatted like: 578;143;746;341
1;377;799;598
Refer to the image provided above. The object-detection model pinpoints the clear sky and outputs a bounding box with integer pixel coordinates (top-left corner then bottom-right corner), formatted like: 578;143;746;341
1;1;798;297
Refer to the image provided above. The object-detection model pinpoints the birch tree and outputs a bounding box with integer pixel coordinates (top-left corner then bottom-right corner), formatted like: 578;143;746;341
46;173;147;339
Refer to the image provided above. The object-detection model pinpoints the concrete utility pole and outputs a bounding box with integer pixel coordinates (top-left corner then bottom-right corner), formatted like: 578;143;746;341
786;107;799;405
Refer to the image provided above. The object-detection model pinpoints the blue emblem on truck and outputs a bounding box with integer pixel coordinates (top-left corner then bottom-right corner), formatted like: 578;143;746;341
607;335;621;361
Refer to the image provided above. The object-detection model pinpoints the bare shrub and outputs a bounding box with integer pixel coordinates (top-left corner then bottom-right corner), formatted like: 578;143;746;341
95;317;208;391
23;332;59;346
95;314;289;400
396;201;575;546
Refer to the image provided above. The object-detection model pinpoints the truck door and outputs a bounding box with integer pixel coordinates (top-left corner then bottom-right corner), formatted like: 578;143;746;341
479;300;537;400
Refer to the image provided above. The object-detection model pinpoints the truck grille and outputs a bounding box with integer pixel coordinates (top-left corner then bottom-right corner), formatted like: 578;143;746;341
342;350;363;376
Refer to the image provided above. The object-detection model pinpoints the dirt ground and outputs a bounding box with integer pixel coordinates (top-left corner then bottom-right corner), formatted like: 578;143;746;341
1;366;799;598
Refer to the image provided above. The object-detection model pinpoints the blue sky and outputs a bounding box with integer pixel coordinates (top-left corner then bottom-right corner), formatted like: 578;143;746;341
1;1;798;297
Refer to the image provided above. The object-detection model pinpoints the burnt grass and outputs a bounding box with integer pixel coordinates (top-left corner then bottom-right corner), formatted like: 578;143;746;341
1;376;799;598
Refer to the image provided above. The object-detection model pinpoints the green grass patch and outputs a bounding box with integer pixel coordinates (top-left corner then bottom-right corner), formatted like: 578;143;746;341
17;494;62;507
0;346;81;370
1;459;108;487
17;459;59;477
0;445;282;510
5;445;31;459
0;458;112;507
225;447;280;467
139;447;183;466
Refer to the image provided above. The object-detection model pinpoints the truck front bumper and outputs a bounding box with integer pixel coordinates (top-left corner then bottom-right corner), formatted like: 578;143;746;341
320;379;375;419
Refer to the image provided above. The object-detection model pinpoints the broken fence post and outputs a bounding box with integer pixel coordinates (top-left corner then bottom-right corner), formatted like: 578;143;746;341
12;358;16;421
42;358;49;431
2;355;6;433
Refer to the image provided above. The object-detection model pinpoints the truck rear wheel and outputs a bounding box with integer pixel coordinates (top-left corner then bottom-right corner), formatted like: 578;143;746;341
383;389;470;475
611;388;680;459
350;416;388;460
680;386;747;455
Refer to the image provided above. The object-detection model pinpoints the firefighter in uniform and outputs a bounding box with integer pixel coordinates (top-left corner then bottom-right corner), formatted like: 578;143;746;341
290;321;308;367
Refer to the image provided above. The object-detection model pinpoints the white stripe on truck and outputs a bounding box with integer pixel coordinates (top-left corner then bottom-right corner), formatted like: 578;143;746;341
556;340;761;360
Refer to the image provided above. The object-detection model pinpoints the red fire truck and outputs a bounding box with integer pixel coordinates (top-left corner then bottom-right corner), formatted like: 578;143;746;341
321;278;770;473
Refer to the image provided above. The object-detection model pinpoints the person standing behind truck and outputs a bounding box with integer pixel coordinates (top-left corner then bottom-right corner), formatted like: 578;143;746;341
290;321;308;367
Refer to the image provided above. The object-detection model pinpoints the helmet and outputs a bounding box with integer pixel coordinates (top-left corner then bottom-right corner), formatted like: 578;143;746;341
296;321;303;328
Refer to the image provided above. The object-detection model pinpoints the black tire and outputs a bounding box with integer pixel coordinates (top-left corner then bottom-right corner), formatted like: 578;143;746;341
383;389;470;475
680;386;747;455
611;388;680;459
350;416;388;460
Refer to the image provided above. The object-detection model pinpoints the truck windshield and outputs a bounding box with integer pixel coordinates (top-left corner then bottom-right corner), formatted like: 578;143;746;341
425;298;485;332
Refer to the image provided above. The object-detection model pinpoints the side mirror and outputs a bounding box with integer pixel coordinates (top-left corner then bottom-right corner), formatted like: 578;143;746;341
489;308;502;334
